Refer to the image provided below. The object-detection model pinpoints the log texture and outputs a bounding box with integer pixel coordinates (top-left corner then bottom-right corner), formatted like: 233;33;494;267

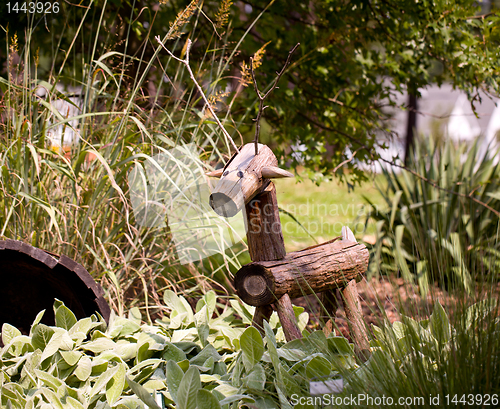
209;143;292;217
245;183;286;262
242;181;301;340
342;279;370;361
276;293;303;342
235;239;369;306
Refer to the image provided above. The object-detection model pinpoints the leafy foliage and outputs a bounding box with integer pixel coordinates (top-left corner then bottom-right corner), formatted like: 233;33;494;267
2;1;500;185
364;136;500;294
0;295;358;409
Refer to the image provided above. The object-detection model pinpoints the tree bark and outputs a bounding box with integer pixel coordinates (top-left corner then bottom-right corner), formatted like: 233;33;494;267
245;182;286;262
235;240;369;306
342;279;370;361
404;92;418;165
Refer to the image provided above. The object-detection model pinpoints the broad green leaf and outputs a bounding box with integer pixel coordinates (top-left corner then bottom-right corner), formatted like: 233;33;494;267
128;307;142;325
81;337;116;353
196;389;221;409
126;376;162;409
40;387;64;409
41;331;74;362
327;337;352;355
66;396;85;409
240;327;264;372
55;305;77;330
32;324;55;350
106;363;126;405
196;291;217;317
242;363;265;391
430;302;451;344
163;342;186;362
34;369;63;390
115;341;139;361
197;322;209;347
60;350;82;366
177;366;201;409
29;310;46;336
53;299;64;311
69;318;92;336
108;318;140;338
166;360;185;403
2;324;21;346
90;364;119;398
74;356;92;381
305;355;331;378
229;300;254;325
189;344;221;367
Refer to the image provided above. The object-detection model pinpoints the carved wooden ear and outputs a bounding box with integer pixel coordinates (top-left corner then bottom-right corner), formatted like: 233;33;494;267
206;169;224;178
261;166;294;179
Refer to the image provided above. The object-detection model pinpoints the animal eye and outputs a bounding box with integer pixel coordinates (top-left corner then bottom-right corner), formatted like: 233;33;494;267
223;171;229;177
237;171;244;178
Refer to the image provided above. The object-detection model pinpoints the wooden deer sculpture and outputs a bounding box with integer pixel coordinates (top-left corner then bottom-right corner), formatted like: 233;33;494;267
207;142;370;360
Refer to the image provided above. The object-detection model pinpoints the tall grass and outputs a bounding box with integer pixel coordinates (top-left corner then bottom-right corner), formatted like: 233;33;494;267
0;1;266;317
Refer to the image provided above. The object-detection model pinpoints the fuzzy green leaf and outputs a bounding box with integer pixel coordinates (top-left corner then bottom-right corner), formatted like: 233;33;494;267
126;376;162;409
166;360;185;403
55;305;77;330
2;324;21;346
242;363;266;391
196;389;221;409
240;327;264;372
177;366;201;409
74;356;92;381
31;324;55;351
106;363;126;405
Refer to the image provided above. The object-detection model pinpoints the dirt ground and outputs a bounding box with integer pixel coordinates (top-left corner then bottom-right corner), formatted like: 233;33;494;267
293;275;487;341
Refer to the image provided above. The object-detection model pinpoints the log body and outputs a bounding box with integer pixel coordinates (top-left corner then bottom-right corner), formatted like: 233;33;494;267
245;183;286;262
235;240;369;306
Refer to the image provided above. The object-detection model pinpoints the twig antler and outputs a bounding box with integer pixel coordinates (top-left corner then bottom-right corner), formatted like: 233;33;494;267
155;37;239;153
251;43;300;155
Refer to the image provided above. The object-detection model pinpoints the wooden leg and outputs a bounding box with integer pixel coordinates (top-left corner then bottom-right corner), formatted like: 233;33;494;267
252;305;273;336
275;293;303;342
320;289;340;337
341;279;370;361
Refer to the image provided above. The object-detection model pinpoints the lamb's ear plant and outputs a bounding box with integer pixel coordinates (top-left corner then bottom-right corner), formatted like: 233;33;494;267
0;295;360;409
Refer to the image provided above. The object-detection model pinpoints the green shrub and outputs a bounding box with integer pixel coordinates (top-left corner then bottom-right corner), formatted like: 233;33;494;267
364;136;500;294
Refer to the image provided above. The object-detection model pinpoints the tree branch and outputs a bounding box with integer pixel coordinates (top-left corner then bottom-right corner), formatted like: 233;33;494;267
250;43;300;155
155;37;239;153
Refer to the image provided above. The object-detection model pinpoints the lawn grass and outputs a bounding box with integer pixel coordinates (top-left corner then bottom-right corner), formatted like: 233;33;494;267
274;173;385;251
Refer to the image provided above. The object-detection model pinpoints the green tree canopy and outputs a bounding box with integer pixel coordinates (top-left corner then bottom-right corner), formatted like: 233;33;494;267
2;0;499;183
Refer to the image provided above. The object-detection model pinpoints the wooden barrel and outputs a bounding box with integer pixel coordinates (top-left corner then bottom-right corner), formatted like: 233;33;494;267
0;239;110;336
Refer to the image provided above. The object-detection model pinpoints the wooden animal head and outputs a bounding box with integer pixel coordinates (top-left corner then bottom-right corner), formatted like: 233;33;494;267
207;143;293;217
